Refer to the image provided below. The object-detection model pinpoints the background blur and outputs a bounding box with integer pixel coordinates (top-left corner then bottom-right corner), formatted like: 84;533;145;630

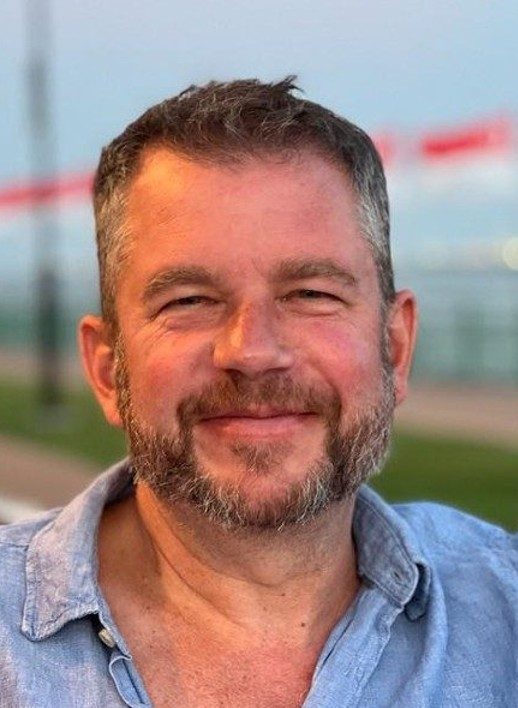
1;0;516;527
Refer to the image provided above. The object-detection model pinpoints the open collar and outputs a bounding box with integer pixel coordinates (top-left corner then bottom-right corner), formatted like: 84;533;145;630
21;460;133;641
21;463;430;641
354;486;431;620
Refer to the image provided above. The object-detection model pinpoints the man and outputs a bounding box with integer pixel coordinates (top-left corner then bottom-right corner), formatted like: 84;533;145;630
0;78;516;707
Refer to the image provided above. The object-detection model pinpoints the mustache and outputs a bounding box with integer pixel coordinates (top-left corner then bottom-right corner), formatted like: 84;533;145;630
176;374;342;425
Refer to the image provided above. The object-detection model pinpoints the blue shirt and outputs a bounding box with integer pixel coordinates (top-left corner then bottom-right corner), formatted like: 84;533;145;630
0;460;516;707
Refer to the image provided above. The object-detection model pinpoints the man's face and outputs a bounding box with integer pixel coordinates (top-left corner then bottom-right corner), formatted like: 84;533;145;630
113;149;395;529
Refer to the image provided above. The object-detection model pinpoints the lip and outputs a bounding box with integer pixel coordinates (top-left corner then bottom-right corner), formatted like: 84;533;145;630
200;408;310;420
197;411;317;438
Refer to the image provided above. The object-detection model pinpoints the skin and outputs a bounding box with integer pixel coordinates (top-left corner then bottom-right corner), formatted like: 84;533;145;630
79;148;417;705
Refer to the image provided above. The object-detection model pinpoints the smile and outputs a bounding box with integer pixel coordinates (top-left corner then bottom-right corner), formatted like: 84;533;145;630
197;412;317;438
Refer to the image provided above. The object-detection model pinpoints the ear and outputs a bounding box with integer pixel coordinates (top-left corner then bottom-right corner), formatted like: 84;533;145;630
78;315;123;428
386;289;418;406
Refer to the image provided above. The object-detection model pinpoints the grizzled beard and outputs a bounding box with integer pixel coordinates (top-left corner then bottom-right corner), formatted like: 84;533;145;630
114;338;396;533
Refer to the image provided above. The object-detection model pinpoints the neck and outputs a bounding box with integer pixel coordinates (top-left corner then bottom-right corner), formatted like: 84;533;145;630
100;482;361;648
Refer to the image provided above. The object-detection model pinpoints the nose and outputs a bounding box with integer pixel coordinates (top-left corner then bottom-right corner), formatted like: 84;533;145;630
212;301;294;378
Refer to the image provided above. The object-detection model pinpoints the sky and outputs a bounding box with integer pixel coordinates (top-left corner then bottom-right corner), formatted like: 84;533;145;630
1;0;518;382
2;0;518;182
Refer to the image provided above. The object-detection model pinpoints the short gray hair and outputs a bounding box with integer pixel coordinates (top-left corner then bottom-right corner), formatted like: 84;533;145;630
93;76;394;332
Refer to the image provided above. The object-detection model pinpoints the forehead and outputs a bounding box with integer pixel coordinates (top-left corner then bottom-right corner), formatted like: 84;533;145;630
123;147;372;280
128;146;358;219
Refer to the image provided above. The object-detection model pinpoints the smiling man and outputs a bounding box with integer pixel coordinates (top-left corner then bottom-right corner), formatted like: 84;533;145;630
1;78;516;707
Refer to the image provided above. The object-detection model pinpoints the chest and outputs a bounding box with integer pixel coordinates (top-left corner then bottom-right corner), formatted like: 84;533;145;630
122;618;316;708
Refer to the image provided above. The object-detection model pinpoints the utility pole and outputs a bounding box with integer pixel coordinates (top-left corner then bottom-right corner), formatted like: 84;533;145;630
26;0;62;409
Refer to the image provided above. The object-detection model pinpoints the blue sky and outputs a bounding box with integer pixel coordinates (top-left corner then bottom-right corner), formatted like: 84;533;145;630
2;1;517;382
2;0;518;181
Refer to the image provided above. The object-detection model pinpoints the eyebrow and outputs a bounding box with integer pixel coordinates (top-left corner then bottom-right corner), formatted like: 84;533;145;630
272;258;358;289
141;257;358;305
141;266;222;304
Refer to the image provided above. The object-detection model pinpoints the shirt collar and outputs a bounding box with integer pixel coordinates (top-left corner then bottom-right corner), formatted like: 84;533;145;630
354;485;431;620
21;463;430;641
21;460;133;641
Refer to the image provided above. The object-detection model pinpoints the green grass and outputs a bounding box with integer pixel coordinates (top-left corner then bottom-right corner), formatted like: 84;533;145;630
377;435;517;530
0;378;516;530
0;379;125;465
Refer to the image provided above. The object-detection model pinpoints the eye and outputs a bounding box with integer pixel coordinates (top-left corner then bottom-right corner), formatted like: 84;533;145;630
287;289;340;301
161;295;217;310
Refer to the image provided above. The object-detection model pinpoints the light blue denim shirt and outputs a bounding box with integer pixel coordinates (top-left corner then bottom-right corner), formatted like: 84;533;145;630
0;460;516;707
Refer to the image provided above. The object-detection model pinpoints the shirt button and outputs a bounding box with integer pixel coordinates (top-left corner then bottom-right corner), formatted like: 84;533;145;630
98;627;116;648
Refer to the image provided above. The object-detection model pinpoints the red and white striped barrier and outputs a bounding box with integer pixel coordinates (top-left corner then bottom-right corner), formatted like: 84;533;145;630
0;115;515;212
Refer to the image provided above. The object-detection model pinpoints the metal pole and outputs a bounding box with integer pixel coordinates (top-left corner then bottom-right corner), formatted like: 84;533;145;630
26;0;62;409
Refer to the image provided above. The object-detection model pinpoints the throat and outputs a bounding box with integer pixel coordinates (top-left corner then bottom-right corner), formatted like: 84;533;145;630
97;486;361;706
105;487;357;634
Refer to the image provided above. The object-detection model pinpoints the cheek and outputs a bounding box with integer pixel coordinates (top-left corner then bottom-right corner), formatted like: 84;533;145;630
125;335;209;423
302;322;383;400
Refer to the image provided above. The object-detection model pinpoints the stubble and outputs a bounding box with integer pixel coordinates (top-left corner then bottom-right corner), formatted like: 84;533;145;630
114;335;395;532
